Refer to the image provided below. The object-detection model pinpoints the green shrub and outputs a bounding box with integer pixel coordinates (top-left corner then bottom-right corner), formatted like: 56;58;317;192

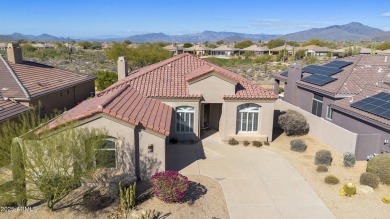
151;171;188;203
316;165;328;173
324;174;339;185
315;150;333;166
367;154;390;185
228;138;239;145
278;110;309;136
243;140;250;146
290;139;307;152
252;141;263;147
360;172;380;189
343;152;356;167
264;141;270;146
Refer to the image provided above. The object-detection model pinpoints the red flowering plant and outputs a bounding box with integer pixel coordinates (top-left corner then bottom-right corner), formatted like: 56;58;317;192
151;171;189;203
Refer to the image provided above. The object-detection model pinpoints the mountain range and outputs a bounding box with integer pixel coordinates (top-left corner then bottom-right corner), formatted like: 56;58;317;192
1;22;389;43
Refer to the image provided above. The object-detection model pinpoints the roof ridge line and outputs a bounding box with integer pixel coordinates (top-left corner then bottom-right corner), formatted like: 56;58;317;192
0;55;31;99
98;84;130;110
102;53;190;94
335;56;363;95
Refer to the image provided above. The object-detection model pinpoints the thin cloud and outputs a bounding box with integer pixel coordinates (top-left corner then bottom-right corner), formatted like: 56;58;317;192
381;12;390;16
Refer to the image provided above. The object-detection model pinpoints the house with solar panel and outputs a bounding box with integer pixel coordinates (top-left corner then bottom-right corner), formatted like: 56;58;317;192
47;53;278;178
0;43;95;123
273;55;390;159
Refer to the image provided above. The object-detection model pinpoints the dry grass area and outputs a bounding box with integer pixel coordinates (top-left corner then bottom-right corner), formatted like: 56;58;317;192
1;175;228;219
266;133;390;219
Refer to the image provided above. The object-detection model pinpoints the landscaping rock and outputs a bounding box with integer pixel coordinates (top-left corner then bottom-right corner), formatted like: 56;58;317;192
357;185;374;194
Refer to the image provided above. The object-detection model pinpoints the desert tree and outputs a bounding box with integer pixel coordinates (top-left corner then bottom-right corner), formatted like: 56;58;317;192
12;126;107;210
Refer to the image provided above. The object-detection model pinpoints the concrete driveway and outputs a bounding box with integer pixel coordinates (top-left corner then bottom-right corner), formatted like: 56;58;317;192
166;132;335;219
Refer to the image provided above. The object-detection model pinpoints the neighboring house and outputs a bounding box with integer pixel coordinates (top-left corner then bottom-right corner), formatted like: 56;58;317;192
163;44;183;55
211;45;240;57
269;45;297;55
49;53;277;178
0;43;6;50
241;45;269;56
302;45;332;56
0;92;30;123
0;43;95;121
273;55;390;159
332;46;374;56
183;45;211;56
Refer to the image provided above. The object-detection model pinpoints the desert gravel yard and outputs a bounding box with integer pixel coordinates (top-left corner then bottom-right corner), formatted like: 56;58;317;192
267;133;390;219
0;175;228;219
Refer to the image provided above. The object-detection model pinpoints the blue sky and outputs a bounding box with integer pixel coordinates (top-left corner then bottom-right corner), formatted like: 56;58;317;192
1;0;390;38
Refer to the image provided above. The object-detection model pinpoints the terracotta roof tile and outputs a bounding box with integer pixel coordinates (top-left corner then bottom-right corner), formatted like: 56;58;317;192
104;53;277;100
48;85;172;136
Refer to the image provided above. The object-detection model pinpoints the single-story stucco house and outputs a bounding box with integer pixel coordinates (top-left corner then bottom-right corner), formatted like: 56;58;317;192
48;53;277;179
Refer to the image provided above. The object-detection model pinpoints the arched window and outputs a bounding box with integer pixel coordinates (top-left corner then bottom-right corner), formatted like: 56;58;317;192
236;104;260;133
176;106;195;133
96;138;117;169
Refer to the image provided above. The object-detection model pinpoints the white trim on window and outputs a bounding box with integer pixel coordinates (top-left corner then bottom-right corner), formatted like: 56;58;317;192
326;105;333;120
176;106;195;133
95;138;117;169
237;104;260;133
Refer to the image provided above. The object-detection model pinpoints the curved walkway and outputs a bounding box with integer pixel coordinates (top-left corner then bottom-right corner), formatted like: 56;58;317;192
167;133;335;219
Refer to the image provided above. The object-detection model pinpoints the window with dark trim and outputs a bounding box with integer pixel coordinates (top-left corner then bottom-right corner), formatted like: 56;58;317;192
311;94;323;117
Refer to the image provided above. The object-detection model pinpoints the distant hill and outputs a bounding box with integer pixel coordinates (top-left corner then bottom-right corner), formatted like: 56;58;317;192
112;31;279;43
0;33;69;42
372;31;390;41
281;22;384;42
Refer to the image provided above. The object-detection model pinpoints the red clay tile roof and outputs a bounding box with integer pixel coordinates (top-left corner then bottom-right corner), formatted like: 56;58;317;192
48;84;172;136
1;58;95;99
0;92;31;122
104;53;277;100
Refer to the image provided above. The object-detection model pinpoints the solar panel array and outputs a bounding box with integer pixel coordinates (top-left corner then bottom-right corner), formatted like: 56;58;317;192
324;60;353;69
301;74;337;86
279;60;353;87
302;65;342;76
351;92;390;120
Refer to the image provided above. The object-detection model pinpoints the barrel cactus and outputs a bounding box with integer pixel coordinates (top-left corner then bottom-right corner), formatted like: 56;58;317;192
339;182;356;197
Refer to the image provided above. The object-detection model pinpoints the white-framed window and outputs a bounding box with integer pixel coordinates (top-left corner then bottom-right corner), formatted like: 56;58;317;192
326;105;333;120
176;106;195;133
311;94;323;117
95;138;117;169
236;104;260;133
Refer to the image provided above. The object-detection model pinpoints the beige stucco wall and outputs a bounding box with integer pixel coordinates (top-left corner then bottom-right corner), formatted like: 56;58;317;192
222;99;275;141
275;99;358;154
188;74;236;103
76;114;166;178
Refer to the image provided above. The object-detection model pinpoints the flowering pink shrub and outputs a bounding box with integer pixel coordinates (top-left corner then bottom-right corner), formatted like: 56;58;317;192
151;171;189;203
